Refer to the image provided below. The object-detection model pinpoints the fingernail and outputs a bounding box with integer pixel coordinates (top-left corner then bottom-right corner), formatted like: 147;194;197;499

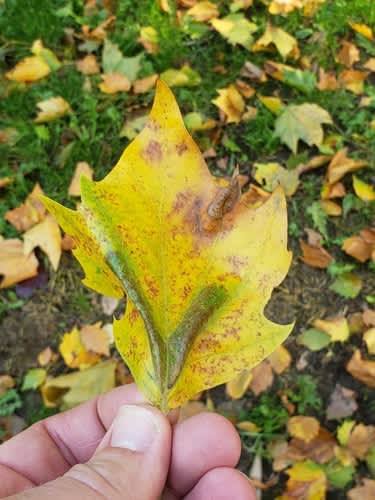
111;405;159;452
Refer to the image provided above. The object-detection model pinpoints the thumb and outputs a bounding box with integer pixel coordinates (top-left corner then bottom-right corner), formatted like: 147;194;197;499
22;404;172;500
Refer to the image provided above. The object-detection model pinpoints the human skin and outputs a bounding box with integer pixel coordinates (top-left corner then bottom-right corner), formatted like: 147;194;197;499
0;383;256;499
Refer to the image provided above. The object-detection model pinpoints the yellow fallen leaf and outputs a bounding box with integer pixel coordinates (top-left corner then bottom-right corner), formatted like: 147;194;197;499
133;74;158;94
288;416;320;443
352;175;375;202
138;26;159;54
68;162;94;197
212;84;245;123
253;23;299;59
254;162;299;196
280;461;327;500
226;369;253;399
41;80;293;411
0;239;39;288
0;177;11;188
235;79;256;98
5;183;46;232
364;328;375;355
236;421;260;433
325;148;367;185
158;0;171;13
363;58;375;72
186;1;219;22
41;360;116;409
37;347;57;367
99;72;131;94
257;95;283;115
34;97;72;123
211;14;258;50
268;345;291;374
269;0;303;14
5;56;50;83
316;68;339;90
347;350;375;388
249;360;274;396
349;22;374;40
0;375;15;396
59;326;101;369
339;69;369;95
76;54;100;75
23;215;62;271
336;41;360;67
320;199;342;216
160;64;201;87
80;322;110;356
320;181;346;199
313;317;349;342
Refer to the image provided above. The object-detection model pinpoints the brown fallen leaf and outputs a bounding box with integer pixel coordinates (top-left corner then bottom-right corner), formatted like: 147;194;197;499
0;375;15;396
79;15;116;42
304;227;323;246
313;316;349;342
288;428;336;465
320;199;342;216
295;155;331;176
99;72;131;94
5;56;51;83
316;68;339;91
80;322;110;356
240;60;267;82
23;215;62;271
226;369;253;399
299;239;333;269
68;161;93;196
133;74;158;94
235;79;256;99
37;347;58;367
342;235;373;263
5;183;46;232
280;460;327;499
138;26;159;54
348;423;375;460
212;85;245;123
326;384;358;420
346;349;375;388
363;309;375;328
348;479;375;500
320;181;346;199
339;69;369;94
268;345;291;374
0;177;11;188
34;97;72;123
249;360;274;396
242;184;271;208
0;239;39;288
363;58;375;72
288;416;320;443
336;41;360;67
76;54;100;75
325;148;367;185
186;1;219;22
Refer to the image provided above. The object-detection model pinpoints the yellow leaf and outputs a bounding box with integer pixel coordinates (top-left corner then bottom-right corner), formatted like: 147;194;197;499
211;14;258;50
226;369;253;399
212;84;245;123
288;416;320;443
313;317;349;342
253;23;299;59
5;183;46;232
349;22;374;40
80;322;110;356
280;461;327;500
254;162;299;196
317;68;339;91
76;54;100;75
269;0;303;15
37;347;57;367
41;80;293;411
41;360;116;409
363;58;375;72
138;26;159;54
133;74;158;94
0;238;38;288
99;72;131;94
68;162;94;197
5;56;51;82
325;148;368;185
23;215;62;271
34;97;72;123
336;41;360;67
0;375;15;396
186;1;219;22
258;95;283;115
320;199;342;216
268;345;291;374
160;64;201;87
59;326;101;369
364;328;375;355
347;350;375;388
339;69;369;95
352;175;375;202
337;420;356;446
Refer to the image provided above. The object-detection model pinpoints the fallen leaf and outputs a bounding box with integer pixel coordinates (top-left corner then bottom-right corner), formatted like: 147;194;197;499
212;85;245;123
240;60;267;82
348;479;375;500
158;0;171;13
364;328;375;355
325;148;367;185
76;54;100;75
34;97;72;123
320;181;346;199
226;369;253;399
253;162;299;196
160;64;201;87
349;22;374;40
138;26;159;54
346;350;375;388
253;23;299;59
320;199;342;216
288;416;320;443
23;215;62;271
5;183;46;232
99;72;131;94
342;235;372;263
0;376;15;397
242;184;271;208
348;423;375;460
329;273;362;299
211;14;258;50
316;68;339;90
280;460;327;500
297;328;331;351
268;0;303;15
68;162;93;197
275;103;332;153
235;79;256;99
250;360;274;396
313;317;349;342
184;112;217;132
41;360;116;409
59;326;101;369
258;95;283;115
21;368;46;391
363;309;375;327
287;428;336;465
336;41;360;67
268;345;291;374
0;178;11;189
339;69;369;94
102;39;142;82
133;74;158;94
0;239;39;288
237;421;260;433
186;1;219;21
41;81;293;411
337;420;356;447
299;239;333;269
265;60;316;94
326;384;358;420
80;322;110;356
37;347;57;367
363;58;375;72
5;56;50;82
352;175;375;202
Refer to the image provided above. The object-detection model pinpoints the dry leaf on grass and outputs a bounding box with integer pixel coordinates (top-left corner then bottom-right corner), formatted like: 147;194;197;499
363;309;375;327
352;175;375;202
68;162;93;196
347;423;375;460
312;317;349;342
34;97;72;123
0;375;15;396
5;56;51;82
133;74;158;94
226;369;253;399
0;177;12;188
76;55;100;75
80;322;110;356
240;60;267;82
0;239;39;288
210;14;258;50
348;479;375;500
320;181;346;199
326;384;358;420
339;69;369;94
253;23;299;59
268;345;292;374
23;215;62;271
212;85;245;123
5;183;46;232
346;350;375;388
342;234;374;263
299;239;333;269
99;72;131;94
235;79;256;98
254;162;299;197
363;58;375;72
37;347;57;367
186;1;219;22
250;360;274;396
320;199;342;216
349;22;373;40
316;68;339;90
59;326;101;369
336;41;360;67
280;460;327;500
325;148;367;185
288;416;320;443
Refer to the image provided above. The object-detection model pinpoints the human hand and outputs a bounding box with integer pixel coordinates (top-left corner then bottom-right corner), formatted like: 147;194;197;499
0;384;255;499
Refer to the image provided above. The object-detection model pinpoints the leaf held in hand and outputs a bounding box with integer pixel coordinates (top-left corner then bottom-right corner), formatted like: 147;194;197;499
41;80;293;411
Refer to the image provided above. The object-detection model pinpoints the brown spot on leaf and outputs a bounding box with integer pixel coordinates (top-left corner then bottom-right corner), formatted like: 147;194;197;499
143;140;162;163
145;277;159;298
176;141;188;156
129;309;139;326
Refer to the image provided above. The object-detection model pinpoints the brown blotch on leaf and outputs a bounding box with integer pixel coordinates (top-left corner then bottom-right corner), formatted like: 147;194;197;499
176;141;188;156
143;140;162;163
